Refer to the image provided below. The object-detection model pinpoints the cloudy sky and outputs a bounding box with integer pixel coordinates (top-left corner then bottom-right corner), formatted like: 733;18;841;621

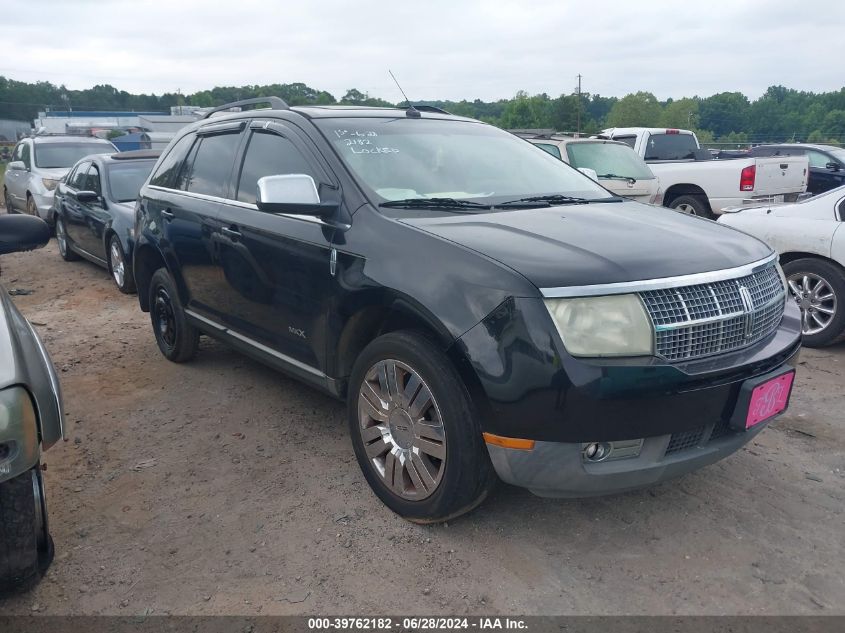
2;0;843;102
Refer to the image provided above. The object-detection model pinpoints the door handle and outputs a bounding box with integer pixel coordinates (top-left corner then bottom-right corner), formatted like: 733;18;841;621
160;209;175;221
221;226;242;240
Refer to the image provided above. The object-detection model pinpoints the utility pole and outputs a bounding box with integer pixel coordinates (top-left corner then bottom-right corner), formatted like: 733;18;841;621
576;74;582;136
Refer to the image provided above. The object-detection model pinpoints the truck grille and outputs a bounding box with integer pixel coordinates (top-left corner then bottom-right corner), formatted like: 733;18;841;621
639;263;785;362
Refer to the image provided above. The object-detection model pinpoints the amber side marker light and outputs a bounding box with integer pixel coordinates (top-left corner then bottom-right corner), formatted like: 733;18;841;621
482;432;535;451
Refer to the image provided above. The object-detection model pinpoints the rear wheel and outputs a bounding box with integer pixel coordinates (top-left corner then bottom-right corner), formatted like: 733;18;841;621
348;331;496;523
0;467;53;594
149;268;199;362
108;234;136;294
55;216;79;262
669;194;713;218
783;258;845;347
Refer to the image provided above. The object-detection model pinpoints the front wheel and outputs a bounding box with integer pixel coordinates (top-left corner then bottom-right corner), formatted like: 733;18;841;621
0;467;54;594
25;196;38;217
3;188;14;214
348;331;496;523
149;268;199;362
783;258;845;347
108;234;136;294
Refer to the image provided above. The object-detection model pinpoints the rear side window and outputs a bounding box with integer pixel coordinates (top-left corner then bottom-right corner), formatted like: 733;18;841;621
181;133;241;198
644;134;698;161
150;133;197;188
533;143;562;160
613;136;636;150
235;131;316;204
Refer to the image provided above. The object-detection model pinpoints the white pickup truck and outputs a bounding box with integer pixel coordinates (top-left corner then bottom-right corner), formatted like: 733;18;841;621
600;127;809;217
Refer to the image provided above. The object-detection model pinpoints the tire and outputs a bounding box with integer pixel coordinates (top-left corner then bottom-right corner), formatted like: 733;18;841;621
347;331;497;523
148;268;199;362
108;234;136;294
3;188;14;214
782;258;845;347
0;467;54;594
25;195;38;217
55;215;79;262
669;194;713;218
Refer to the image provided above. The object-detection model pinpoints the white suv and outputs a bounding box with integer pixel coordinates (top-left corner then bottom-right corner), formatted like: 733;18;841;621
3;134;117;224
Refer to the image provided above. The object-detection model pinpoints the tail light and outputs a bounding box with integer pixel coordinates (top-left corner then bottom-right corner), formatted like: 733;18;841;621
740;165;756;191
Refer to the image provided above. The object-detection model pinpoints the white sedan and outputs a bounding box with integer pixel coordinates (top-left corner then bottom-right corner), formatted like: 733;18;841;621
719;187;845;347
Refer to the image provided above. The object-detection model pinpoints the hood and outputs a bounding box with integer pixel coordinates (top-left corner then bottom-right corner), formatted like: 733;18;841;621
398;201;773;290
37;168;70;180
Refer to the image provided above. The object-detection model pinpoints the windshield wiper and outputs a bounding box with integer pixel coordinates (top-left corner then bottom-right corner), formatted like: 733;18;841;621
379;197;490;210
597;174;637;185
496;194;591;207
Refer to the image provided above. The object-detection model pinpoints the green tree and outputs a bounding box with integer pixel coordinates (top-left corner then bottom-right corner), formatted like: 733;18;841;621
698;92;749;137
605;92;662;127
822;110;845;140
661;98;698;129
499;91;553;129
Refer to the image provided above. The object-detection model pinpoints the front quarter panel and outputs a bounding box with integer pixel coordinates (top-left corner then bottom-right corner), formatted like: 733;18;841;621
0;286;64;467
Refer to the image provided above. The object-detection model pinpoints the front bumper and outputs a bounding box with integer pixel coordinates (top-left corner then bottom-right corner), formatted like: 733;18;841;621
488;410;771;498
31;190;56;223
456;296;802;497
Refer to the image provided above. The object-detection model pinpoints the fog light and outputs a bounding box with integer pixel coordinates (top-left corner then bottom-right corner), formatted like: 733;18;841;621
0;441;12;461
583;442;611;462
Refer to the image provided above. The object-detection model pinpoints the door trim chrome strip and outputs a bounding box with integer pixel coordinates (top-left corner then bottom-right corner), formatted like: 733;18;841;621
184;309;326;378
541;253;778;298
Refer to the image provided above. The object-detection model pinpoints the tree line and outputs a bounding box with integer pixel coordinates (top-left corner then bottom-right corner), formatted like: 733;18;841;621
2;76;844;146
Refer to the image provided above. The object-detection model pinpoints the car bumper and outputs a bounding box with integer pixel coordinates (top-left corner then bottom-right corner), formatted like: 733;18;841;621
31;190;56;223
487;403;773;498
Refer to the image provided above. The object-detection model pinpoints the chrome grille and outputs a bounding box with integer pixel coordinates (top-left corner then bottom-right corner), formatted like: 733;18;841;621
639;263;785;362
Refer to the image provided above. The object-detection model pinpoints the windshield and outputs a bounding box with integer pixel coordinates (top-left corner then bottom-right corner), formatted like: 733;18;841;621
829;148;845;164
566;142;654;180
34;142;114;169
107;161;156;202
315;118;612;207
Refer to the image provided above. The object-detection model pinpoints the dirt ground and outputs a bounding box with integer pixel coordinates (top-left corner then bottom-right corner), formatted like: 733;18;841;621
0;223;843;616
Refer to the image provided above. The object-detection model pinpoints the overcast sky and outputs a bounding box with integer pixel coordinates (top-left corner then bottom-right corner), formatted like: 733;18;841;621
2;0;843;103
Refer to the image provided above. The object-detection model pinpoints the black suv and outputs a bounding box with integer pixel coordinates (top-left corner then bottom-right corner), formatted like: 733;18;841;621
134;98;802;522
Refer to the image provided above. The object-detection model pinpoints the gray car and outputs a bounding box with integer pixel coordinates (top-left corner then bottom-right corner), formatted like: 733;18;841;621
3;134;117;224
0;214;63;592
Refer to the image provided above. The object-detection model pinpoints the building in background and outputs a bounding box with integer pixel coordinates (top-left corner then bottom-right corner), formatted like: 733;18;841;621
0;118;31;141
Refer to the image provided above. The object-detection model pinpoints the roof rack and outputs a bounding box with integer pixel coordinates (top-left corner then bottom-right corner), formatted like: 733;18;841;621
202;96;290;120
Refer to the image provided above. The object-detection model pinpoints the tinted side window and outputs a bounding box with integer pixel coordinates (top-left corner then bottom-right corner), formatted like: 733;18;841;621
808;151;831;169
70;161;91;189
12;143;23;161
150;133;196;188
614;136;636;150
644;134;698;161
533;143;562;160
183;133;241;198
84;165;102;195
235;131;316;204
20;143;31;168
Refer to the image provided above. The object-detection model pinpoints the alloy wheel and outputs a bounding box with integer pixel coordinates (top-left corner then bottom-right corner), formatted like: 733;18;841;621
357;359;447;500
110;240;125;288
26;196;37;216
31;468;48;551
676;203;696;215
787;272;837;335
55;219;67;256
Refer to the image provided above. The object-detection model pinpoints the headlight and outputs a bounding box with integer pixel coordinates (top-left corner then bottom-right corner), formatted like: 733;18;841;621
41;178;60;191
544;294;654;357
0;386;37;436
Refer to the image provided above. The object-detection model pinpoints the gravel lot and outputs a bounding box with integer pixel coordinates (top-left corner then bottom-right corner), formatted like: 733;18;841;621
0;229;843;615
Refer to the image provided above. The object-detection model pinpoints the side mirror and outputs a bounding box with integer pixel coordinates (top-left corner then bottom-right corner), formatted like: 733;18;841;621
256;174;338;216
0;215;51;256
75;190;99;203
825;162;841;171
7;160;27;172
577;167;599;181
